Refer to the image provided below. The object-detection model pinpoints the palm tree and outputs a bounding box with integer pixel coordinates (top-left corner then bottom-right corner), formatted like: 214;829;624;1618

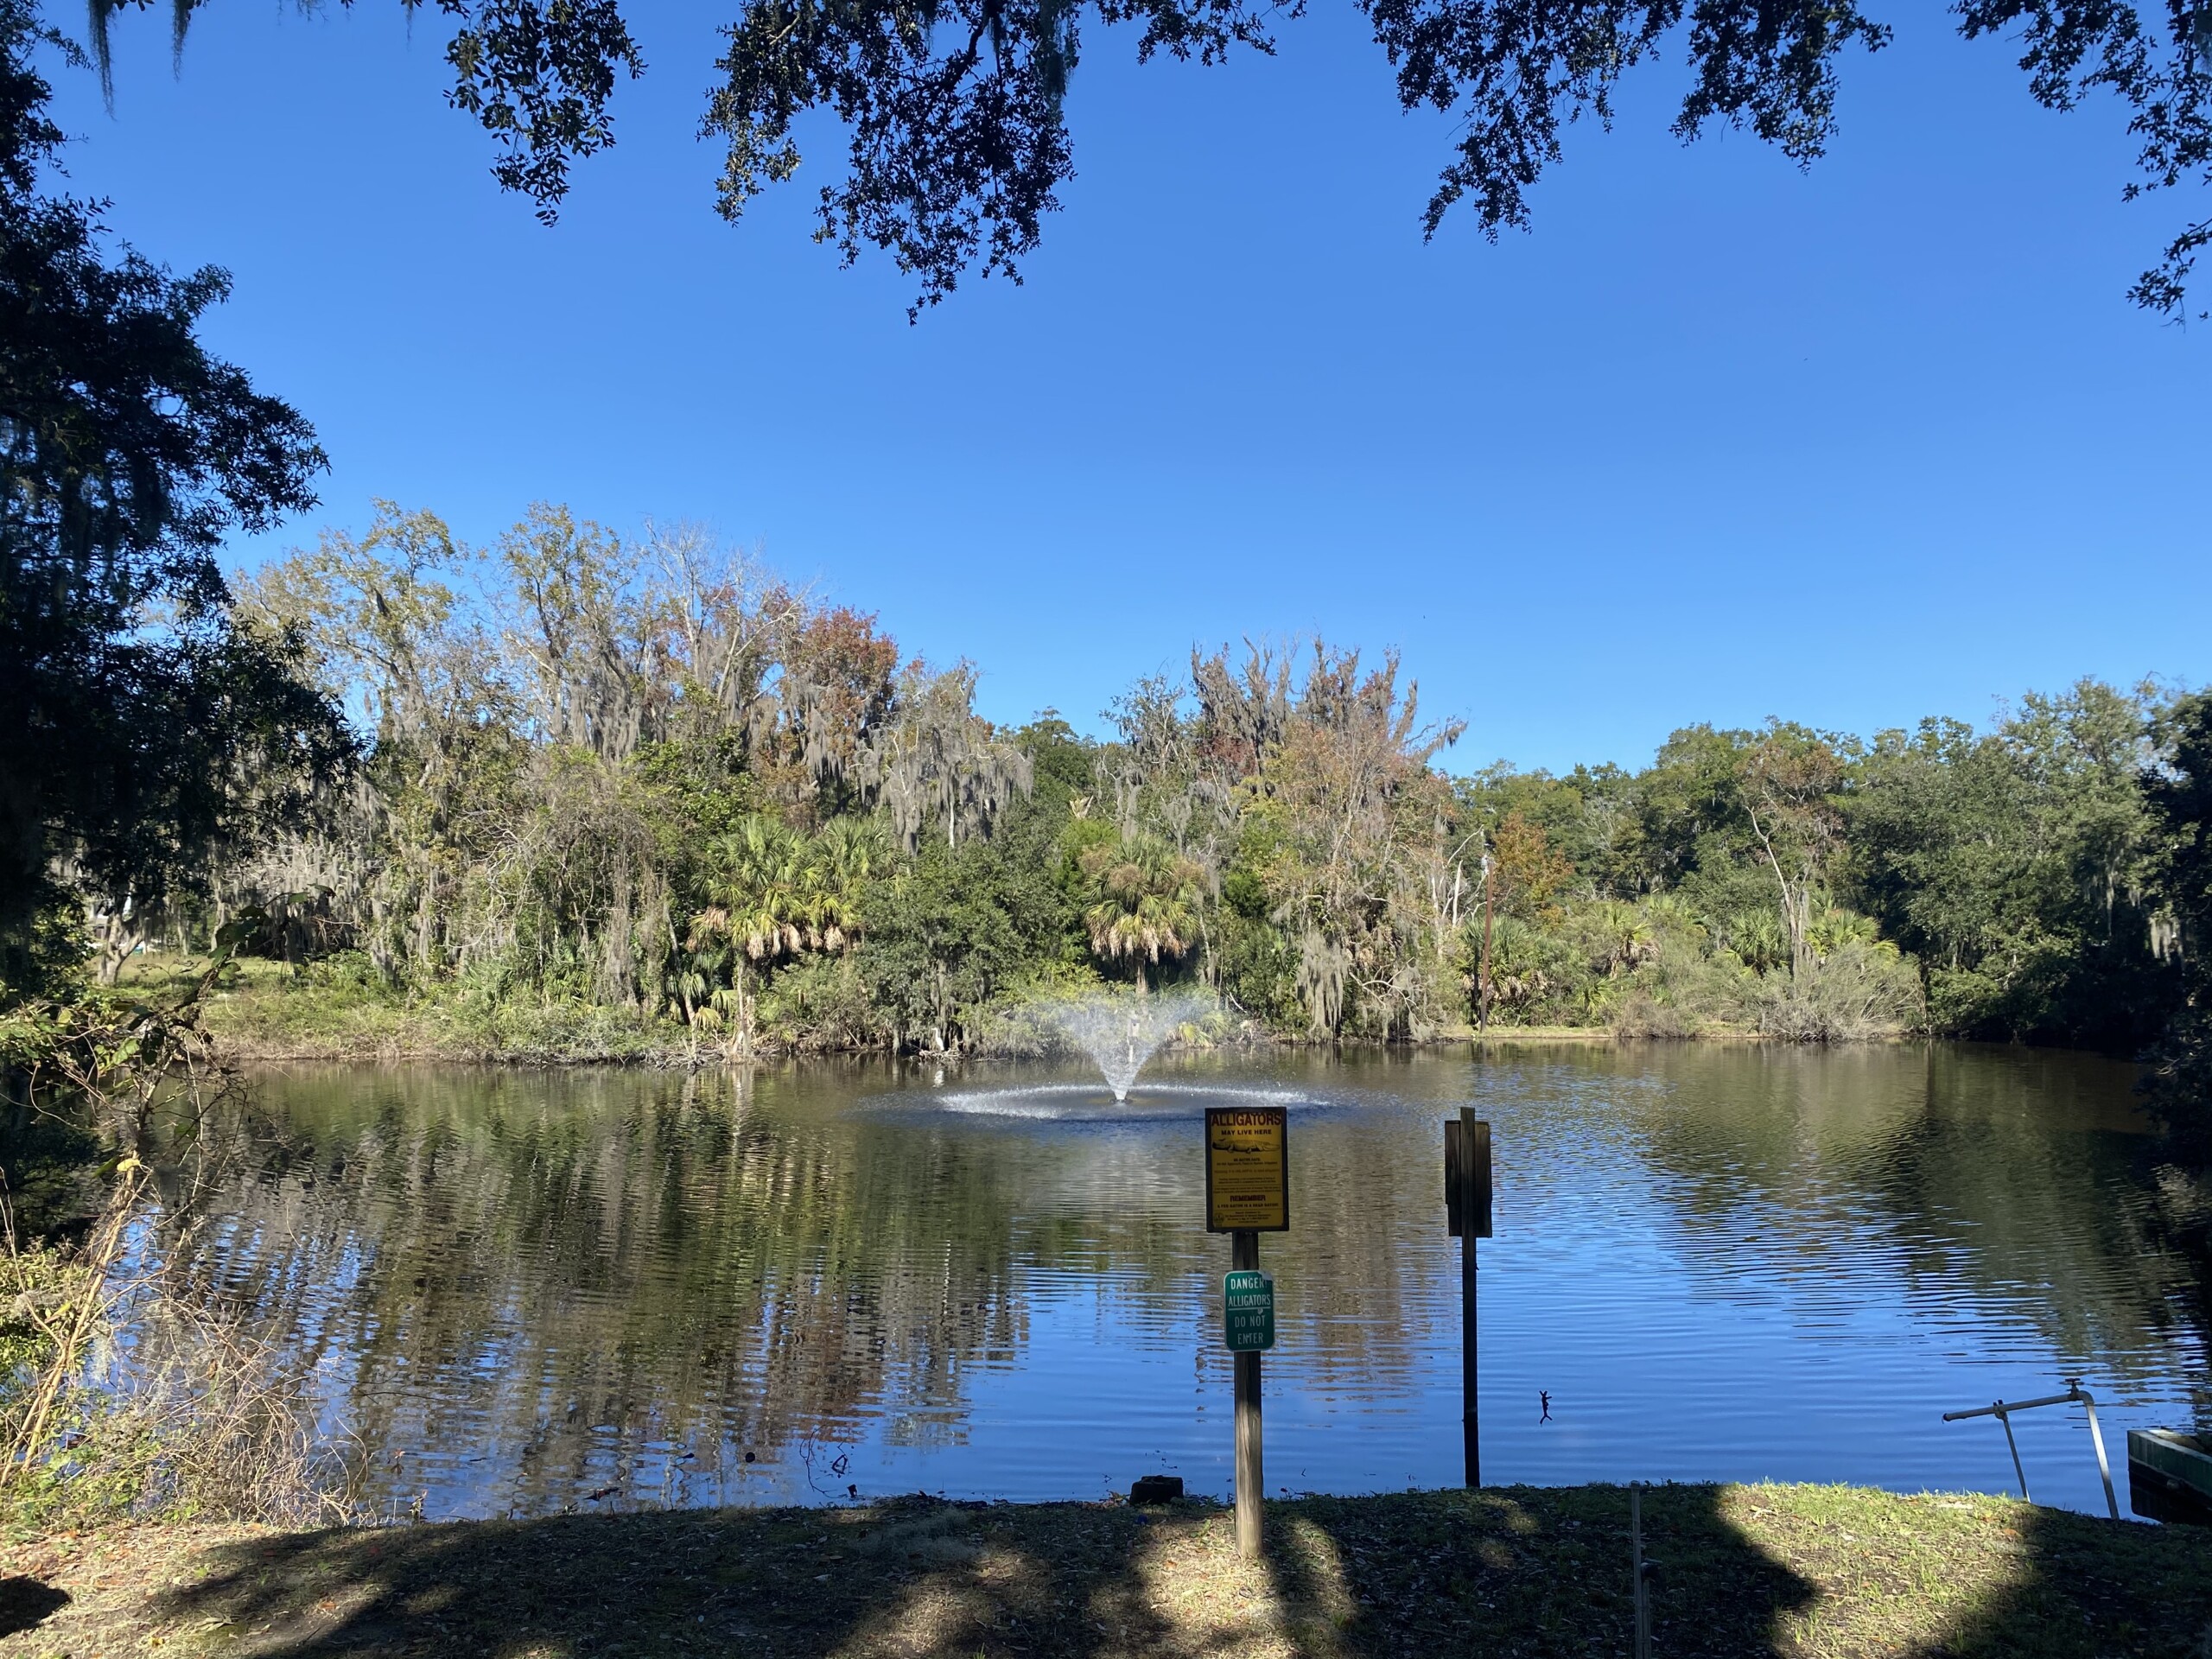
1078;834;1203;993
810;816;880;952
1594;899;1658;976
685;815;885;1051
688;816;810;1052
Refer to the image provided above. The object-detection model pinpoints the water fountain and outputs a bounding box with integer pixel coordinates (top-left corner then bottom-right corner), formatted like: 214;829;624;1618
1039;988;1214;1101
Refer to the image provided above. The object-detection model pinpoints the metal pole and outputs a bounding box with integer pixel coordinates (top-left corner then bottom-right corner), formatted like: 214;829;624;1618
1233;1228;1263;1560
1944;1385;2120;1516
2069;1382;2120;1522
1998;1408;2030;1502
1460;1109;1479;1488
1630;1483;1650;1659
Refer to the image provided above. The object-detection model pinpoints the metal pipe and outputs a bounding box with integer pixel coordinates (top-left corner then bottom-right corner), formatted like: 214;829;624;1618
1942;1382;2121;1517
1942;1390;2083;1421
1998;1408;2029;1502
2068;1380;2120;1522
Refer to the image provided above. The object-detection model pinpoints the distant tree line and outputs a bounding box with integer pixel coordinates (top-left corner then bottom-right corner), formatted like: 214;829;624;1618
1462;685;2179;1050
89;495;2209;1114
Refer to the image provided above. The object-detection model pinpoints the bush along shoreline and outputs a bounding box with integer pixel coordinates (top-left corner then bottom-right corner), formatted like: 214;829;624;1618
0;971;370;1538
133;955;1902;1071
137;952;1888;1068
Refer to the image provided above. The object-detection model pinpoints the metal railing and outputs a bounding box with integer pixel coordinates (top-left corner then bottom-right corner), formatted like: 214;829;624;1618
1942;1378;2119;1520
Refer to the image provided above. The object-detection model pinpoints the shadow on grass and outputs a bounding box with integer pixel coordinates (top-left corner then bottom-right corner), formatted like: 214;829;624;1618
140;1483;2212;1657
0;1574;68;1637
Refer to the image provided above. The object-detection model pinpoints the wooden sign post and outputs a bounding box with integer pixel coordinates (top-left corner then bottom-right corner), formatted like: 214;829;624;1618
1206;1106;1287;1560
1444;1110;1492;1488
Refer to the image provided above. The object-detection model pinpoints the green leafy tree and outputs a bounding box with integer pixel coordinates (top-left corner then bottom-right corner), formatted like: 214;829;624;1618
1631;725;1758;899
856;741;1083;1051
1738;723;1848;982
2139;693;2212;1160
860;831;1063;1052
243;505;531;988
1211;813;1298;1025
0;0;344;994
1847;682;2170;1045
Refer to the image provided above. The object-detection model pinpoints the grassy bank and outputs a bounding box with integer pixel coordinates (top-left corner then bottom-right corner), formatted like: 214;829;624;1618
143;957;694;1065
0;1482;2205;1656
138;955;1763;1066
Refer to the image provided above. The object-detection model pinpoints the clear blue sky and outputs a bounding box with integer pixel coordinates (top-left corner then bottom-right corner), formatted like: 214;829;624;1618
41;0;2211;773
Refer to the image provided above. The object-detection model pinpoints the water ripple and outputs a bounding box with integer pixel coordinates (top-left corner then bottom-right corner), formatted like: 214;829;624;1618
157;1046;2208;1522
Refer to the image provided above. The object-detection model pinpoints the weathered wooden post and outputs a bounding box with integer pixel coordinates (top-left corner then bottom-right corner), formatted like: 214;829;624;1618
1206;1106;1288;1561
1630;1482;1652;1659
1231;1229;1263;1556
1445;1109;1492;1488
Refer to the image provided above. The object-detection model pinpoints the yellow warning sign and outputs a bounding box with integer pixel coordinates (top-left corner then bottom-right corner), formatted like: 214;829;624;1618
1205;1106;1288;1233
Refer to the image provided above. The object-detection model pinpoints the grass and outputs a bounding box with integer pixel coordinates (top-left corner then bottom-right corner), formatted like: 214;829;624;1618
131;951;1758;1067
129;955;693;1065
0;1482;2205;1656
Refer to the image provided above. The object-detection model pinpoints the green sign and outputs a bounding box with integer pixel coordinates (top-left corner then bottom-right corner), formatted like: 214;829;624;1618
1224;1270;1275;1352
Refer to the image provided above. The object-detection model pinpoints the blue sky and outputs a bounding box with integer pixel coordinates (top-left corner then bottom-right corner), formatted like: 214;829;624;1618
42;0;2211;772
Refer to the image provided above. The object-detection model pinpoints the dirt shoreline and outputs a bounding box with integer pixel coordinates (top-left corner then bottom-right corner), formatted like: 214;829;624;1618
0;1482;2203;1657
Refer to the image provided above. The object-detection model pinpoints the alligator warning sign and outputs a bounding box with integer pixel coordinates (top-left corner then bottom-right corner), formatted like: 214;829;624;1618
1224;1269;1276;1351
1205;1106;1288;1233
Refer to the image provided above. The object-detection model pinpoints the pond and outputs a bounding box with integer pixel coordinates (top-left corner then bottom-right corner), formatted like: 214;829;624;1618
166;1044;2209;1522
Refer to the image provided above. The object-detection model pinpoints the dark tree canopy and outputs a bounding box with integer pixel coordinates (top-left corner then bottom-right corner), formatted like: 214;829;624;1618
1;0;347;991
2143;692;2212;1160
86;0;2212;315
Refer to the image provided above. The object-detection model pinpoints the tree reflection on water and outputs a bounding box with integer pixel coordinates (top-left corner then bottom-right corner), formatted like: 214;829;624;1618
153;1047;2208;1518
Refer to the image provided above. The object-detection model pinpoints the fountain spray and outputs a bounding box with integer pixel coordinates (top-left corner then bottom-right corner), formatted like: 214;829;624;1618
1038;988;1213;1100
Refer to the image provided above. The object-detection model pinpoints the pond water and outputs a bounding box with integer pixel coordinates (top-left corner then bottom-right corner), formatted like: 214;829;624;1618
167;1045;2209;1522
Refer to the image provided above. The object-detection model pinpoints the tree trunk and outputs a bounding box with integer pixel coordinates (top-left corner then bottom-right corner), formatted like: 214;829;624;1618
90;901;143;986
728;957;753;1061
1478;855;1495;1031
1745;802;1814;980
